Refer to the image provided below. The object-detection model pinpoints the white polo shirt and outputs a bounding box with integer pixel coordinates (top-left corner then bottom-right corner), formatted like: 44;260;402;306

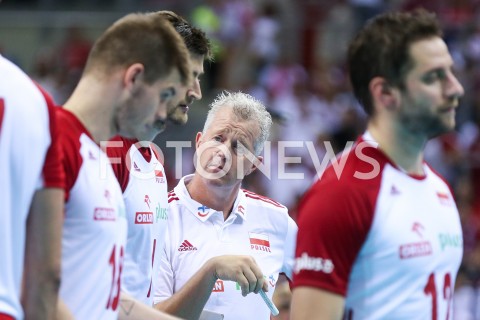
107;136;169;306
293;133;463;319
0;56;64;320
56;108;127;320
154;174;297;320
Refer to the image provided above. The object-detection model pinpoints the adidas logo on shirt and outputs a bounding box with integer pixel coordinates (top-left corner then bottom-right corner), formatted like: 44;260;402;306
178;240;197;252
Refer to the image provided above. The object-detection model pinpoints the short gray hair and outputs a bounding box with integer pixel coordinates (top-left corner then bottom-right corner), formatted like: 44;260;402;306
203;91;272;155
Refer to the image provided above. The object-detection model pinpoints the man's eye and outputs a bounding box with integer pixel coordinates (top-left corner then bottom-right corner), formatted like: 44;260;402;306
423;70;446;84
160;88;176;102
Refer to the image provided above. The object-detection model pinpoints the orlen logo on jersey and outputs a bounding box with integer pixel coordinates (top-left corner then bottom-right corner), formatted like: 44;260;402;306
399;241;432;259
93;208;116;221
294;252;334;274
135;212;153;224
212;280;224;292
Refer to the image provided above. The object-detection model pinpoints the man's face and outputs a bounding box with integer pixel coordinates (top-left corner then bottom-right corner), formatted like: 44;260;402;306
167;54;205;125
195;107;261;188
397;37;464;138
116;68;187;141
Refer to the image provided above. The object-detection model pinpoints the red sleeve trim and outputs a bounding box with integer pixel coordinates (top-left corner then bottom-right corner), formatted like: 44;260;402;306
36;85;66;189
106;136;135;193
293;142;384;295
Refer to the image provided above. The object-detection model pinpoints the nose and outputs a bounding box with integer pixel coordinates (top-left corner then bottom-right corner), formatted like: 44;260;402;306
187;79;202;102
446;72;464;101
156;102;168;121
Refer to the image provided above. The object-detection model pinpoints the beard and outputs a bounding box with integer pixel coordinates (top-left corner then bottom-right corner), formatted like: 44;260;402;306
167;107;188;125
398;105;455;139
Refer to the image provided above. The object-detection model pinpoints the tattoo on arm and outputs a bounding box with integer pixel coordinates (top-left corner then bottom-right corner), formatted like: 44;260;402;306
120;298;135;316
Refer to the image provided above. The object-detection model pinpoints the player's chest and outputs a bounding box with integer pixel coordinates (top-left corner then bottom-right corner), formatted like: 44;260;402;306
365;178;462;264
173;213;283;270
66;142;126;229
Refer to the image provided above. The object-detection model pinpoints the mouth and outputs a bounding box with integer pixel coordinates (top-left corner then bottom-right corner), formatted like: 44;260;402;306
206;157;224;173
178;104;189;113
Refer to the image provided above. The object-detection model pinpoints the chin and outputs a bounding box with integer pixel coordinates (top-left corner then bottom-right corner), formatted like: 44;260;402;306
169;115;188;125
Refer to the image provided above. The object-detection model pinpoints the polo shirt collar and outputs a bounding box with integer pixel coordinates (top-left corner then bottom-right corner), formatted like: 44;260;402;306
175;174;248;223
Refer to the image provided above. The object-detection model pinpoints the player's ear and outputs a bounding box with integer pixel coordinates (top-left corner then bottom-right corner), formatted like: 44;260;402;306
246;155;263;176
123;63;145;91
195;132;203;149
369;77;399;112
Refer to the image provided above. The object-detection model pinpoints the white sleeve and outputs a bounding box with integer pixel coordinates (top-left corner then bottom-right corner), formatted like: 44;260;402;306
281;215;298;280
152;226;175;305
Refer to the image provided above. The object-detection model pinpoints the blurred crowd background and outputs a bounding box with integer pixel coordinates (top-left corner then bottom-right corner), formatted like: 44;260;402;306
2;0;480;317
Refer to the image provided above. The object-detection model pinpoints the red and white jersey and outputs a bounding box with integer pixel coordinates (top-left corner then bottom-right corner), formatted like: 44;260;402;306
56;108;127;320
0;56;64;320
107;136;169;306
293;132;463;319
154;175;297;320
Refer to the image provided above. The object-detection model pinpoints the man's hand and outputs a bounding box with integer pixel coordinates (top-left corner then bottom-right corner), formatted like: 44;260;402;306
206;255;267;296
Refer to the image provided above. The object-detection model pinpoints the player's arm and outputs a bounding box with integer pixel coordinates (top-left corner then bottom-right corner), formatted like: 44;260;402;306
21;188;64;320
154;255;267;320
56;298;75;320
290;287;344;320
118;292;180;320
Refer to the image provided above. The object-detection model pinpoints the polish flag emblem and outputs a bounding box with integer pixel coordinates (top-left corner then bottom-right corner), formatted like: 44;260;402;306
249;232;270;248
436;192;452;206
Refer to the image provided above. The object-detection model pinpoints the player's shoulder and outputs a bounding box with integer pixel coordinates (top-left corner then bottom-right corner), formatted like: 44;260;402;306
314;140;389;192
107;135;137;157
241;189;288;213
300;140;390;219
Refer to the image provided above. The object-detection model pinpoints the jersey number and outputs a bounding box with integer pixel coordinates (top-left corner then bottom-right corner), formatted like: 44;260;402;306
106;245;124;310
146;239;157;297
424;272;452;320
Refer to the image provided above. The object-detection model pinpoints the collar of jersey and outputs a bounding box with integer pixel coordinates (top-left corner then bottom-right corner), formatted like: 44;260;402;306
175;174;248;222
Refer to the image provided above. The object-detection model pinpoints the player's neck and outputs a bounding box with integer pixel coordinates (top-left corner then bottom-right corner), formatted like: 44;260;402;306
186;175;240;221
368;119;426;176
63;75;117;143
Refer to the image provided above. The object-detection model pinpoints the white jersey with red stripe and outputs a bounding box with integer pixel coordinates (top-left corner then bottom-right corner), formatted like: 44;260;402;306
0;55;64;320
154;174;297;320
293;132;463;320
107;136;169;305
56;108;127;320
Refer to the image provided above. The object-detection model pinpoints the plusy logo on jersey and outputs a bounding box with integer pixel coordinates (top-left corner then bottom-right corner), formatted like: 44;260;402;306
249;232;271;253
156;203;167;221
197;205;210;217
178;240;197;251
294;252;334;274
